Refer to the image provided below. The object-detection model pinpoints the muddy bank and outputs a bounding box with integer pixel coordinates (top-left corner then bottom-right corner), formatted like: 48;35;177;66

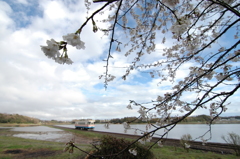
4;149;61;159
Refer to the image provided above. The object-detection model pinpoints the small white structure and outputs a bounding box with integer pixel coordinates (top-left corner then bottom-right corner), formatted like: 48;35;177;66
75;119;95;130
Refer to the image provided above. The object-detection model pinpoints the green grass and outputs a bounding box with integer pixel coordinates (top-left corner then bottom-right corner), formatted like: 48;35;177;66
150;145;240;159
0;128;89;159
0;136;90;159
50;126;104;139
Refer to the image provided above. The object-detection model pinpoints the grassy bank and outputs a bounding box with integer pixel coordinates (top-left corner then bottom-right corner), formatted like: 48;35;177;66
151;145;239;159
51;126;103;139
0;127;239;159
0;128;90;159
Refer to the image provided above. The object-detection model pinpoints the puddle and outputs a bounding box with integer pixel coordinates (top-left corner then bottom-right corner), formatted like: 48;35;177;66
11;126;63;132
8;126;75;142
13;131;73;142
0;125;92;144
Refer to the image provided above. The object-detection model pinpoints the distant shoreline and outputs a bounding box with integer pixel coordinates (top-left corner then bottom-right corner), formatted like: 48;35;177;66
0;123;41;127
1;122;240;128
96;121;240;125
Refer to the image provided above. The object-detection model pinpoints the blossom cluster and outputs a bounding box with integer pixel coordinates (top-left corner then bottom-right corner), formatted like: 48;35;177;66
170;16;191;39
201;137;207;146
158;140;163;147
62;33;85;50
129;148;137;156
123;122;130;129
40;33;85;65
138;107;147;121
184;143;190;149
138;132;152;144
41;39;60;60
162;0;179;7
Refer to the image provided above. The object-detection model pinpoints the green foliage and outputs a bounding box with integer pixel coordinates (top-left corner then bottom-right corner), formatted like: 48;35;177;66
222;132;240;156
0;113;39;124
109;115;217;124
110;116;147;124
86;135;154;159
181;115;212;123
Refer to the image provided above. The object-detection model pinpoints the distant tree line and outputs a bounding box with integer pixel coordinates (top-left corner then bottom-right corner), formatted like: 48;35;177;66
0;113;40;124
104;115;240;124
221;116;240;120
109;117;153;124
181;115;212;123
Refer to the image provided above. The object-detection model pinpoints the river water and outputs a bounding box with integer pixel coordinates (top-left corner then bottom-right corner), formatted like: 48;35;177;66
57;123;240;143
1;124;239;143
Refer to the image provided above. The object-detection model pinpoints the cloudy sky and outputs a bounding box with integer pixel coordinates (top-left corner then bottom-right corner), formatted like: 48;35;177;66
0;0;239;121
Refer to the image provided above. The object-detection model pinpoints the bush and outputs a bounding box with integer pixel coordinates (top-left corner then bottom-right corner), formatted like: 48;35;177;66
86;135;154;159
180;134;192;152
222;132;240;156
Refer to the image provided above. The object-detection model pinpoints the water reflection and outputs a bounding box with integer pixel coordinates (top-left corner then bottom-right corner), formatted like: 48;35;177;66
11;126;63;132
9;126;72;142
13;132;73;142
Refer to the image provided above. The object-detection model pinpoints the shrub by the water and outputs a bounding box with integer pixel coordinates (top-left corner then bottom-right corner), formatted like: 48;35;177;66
86;135;154;159
222;132;240;156
180;134;192;152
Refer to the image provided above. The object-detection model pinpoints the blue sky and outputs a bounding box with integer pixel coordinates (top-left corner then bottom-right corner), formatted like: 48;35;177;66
0;0;239;120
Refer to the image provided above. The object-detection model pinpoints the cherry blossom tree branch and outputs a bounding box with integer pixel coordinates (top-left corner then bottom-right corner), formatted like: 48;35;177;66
42;0;240;157
103;0;123;89
76;0;118;34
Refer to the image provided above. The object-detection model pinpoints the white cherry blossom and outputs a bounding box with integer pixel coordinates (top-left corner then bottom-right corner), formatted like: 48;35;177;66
162;0;179;7
123;122;130;129
126;104;132;109
157;140;163;147
170;17;191;38
139;134;152;144
201;137;207;146
55;57;73;65
129;148;137;156
40;39;60;59
138;107;147;121
63;33;85;50
184;143;190;149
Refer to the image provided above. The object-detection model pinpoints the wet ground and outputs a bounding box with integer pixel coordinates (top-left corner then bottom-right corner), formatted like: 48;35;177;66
0;126;92;158
13;131;77;142
11;126;72;142
1;126;93;144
